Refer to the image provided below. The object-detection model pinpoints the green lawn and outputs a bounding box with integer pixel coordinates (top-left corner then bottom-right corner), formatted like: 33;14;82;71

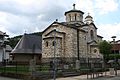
0;66;29;74
0;65;51;74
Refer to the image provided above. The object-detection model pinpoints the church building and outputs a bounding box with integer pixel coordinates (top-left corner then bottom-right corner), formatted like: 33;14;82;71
42;4;103;62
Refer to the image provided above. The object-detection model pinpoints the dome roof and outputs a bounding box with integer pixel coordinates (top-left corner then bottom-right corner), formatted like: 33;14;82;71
85;13;93;19
64;4;84;15
65;10;84;15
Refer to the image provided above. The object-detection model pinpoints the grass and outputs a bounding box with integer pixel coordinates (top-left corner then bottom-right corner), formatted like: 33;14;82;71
0;65;51;74
0;66;29;74
0;64;106;75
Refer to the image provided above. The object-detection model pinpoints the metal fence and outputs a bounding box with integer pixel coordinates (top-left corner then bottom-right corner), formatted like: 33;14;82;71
0;58;110;79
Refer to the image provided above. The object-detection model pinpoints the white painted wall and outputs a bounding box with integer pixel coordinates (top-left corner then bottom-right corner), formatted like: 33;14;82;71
0;45;12;62
0;49;3;62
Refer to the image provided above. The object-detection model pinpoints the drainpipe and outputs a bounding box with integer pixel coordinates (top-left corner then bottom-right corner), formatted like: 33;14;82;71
77;29;79;60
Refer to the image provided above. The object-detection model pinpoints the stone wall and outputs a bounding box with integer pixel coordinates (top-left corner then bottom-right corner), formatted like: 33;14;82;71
42;23;79;62
42;22;103;62
79;31;88;57
42;38;62;58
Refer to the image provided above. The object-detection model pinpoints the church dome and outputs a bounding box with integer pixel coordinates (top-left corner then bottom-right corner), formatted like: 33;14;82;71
85;15;93;19
65;9;84;15
64;4;84;24
85;13;93;24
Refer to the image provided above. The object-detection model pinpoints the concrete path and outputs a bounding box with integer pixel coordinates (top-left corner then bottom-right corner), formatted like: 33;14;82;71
0;76;21;80
50;70;120;80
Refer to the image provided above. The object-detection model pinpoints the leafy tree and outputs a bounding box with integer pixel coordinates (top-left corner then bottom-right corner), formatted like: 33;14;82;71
98;40;112;62
8;35;22;48
99;40;112;56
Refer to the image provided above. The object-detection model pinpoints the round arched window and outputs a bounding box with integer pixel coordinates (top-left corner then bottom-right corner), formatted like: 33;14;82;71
90;30;94;40
45;41;48;47
94;49;97;53
52;41;56;46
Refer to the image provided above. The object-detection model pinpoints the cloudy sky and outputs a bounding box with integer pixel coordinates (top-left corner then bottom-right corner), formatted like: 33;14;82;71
0;0;120;41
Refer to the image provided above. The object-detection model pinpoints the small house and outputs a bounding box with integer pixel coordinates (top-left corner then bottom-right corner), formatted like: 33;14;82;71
10;34;42;64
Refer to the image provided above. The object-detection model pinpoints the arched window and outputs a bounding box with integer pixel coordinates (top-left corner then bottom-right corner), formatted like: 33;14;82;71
52;41;56;46
94;49;97;53
46;41;48;47
69;14;71;21
75;14;77;21
90;30;94;40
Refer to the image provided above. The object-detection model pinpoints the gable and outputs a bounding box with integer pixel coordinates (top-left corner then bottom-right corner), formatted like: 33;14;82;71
87;40;98;45
42;21;58;34
89;23;97;29
42;21;86;35
45;29;65;37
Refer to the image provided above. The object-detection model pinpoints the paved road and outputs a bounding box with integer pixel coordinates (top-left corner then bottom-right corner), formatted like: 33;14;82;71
0;76;21;80
55;76;120;80
53;70;120;80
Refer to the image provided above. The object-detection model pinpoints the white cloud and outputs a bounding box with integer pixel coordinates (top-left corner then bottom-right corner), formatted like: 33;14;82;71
97;23;120;41
0;0;119;39
75;0;95;16
0;11;40;37
0;0;67;37
95;0;119;15
75;0;119;16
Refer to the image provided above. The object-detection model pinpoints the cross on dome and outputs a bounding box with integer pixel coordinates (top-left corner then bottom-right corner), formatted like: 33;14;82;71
73;4;76;10
88;13;90;16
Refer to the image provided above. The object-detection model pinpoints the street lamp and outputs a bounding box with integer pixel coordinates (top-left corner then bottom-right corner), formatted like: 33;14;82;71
111;36;117;76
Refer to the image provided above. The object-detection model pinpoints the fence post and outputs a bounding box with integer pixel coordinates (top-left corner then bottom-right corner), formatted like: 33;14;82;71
16;62;17;74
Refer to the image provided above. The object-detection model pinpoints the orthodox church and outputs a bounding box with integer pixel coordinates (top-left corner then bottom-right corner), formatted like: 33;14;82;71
42;4;103;62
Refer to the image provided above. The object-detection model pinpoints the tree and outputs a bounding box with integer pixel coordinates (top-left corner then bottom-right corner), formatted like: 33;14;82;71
98;40;112;62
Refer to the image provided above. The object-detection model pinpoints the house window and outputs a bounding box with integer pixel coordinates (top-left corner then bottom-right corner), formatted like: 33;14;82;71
90;30;94;40
46;41;48;47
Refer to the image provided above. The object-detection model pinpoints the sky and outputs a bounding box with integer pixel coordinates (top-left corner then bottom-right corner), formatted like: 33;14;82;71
0;0;120;41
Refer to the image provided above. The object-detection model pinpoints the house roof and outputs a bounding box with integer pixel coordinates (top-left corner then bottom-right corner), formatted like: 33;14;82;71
6;45;12;52
45;29;66;36
0;31;8;36
97;35;103;38
111;44;120;50
11;34;42;54
43;36;62;40
42;21;87;34
87;40;97;45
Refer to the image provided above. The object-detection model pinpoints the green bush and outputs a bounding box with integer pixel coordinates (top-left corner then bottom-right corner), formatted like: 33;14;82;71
106;54;120;59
